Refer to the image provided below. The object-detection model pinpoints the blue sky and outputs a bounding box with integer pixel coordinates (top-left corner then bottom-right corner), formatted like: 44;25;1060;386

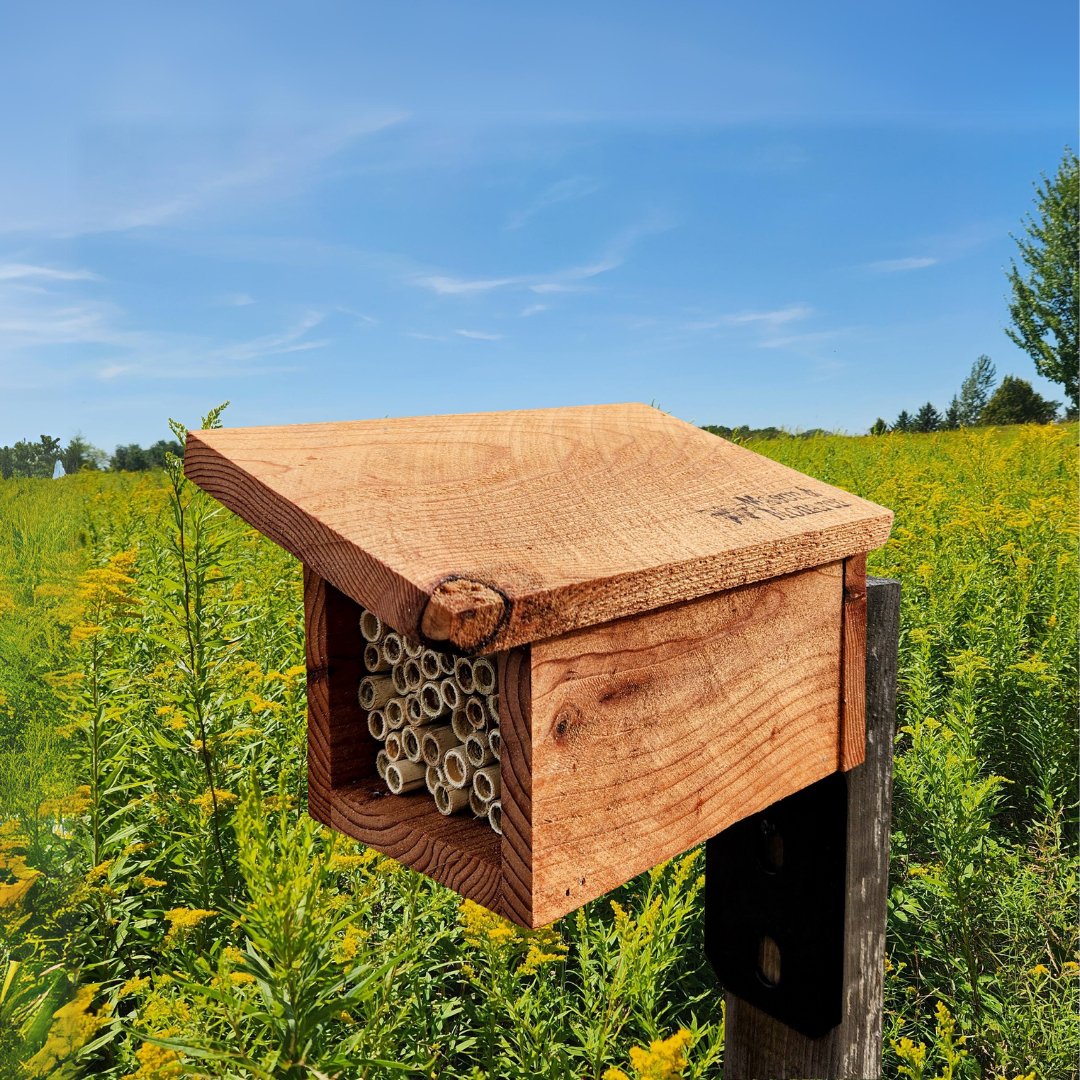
1;2;1075;449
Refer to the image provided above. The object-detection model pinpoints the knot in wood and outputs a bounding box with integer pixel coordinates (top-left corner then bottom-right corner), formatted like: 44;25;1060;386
420;576;510;653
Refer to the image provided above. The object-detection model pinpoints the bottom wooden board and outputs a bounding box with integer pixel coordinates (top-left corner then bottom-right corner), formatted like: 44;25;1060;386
332;782;503;912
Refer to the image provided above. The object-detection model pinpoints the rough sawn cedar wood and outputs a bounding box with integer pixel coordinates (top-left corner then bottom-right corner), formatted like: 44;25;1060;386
184;402;892;654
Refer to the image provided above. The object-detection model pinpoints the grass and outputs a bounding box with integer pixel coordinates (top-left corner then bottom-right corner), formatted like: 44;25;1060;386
0;418;1076;1078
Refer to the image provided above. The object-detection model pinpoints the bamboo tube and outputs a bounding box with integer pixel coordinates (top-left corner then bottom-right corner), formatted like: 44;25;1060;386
367;709;388;741
358;675;396;711
391;663;410;696
488;727;501;761
465;731;494;768
406;693;424;724
420;649;442;681
403;637;423;659
359;610;383;643
381;632;404;666
402;658;423;692
451;707;472;743
488;800;503;835
438;651;456;676
375;749;390;781
464;696;487;730
435;782;471;816
473;764;501;802
384;730;404;762
419;681;447;718
435;764;447;787
385;697;407;730
421;725;459;766
364;642;389;673
401;725;424;763
469;787;490;818
453;656;475;694
439;678;462;712
443;747;475;790
485;693;500;724
472;657;497;696
425;764;441;795
385;759;425;794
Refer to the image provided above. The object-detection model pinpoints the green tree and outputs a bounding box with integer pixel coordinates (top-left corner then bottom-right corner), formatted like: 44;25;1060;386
980;375;1059;426
914;402;942;433
893;410;913;433
110;444;148;471
942;397;961;430
869;417;889;435
956;355;997;426
1006;149;1079;417
59;436;104;475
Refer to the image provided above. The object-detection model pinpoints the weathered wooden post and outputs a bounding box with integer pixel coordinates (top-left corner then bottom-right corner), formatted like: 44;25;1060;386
710;577;900;1079
184;403;895;1075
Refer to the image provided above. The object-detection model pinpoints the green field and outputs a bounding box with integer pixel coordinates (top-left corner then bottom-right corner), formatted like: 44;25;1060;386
0;422;1076;1079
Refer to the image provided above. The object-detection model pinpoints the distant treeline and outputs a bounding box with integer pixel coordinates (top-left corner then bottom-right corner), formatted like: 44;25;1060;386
701;425;835;441
0;435;183;479
870;356;1064;435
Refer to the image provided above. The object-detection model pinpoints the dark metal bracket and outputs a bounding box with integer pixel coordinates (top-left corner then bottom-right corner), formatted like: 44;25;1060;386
704;771;848;1039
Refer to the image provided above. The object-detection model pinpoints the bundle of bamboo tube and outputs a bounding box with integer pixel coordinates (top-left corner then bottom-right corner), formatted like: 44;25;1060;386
358;607;502;834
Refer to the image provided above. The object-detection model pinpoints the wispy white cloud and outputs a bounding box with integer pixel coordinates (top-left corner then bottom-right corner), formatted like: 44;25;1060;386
528;282;591;294
220;292;255;306
687;304;814;331
2;115;406;239
413;214;672;298
758;327;852;350
505;175;603;230
454;328;502;341
416;274;521;295
520;303;548;316
0;262;99;282
865;256;938;273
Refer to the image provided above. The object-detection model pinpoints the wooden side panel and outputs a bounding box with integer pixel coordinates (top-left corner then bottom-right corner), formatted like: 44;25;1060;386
304;568;372;824
528;563;844;926
497;648;533;926
838;554;867;771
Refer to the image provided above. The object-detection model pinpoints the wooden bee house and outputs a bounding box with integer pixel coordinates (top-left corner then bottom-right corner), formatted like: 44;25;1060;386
185;403;892;928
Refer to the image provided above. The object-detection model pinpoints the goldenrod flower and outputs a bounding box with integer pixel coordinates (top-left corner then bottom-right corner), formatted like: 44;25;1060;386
189;789;239;816
164;907;216;943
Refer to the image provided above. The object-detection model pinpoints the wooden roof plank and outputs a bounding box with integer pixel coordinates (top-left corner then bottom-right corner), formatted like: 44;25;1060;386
184;403;891;651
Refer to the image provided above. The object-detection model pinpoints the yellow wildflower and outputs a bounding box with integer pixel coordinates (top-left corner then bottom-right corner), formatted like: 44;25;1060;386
137;875;167;889
1028;963;1050;977
328;849;380;873
118;976;151;999
625;1028;694;1080
1061;960;1079;975
164;907;216;943
189;789;239;816
894;1037;927;1077
86;858;114;882
23;983;105;1077
0;848;41;908
459;898;518;946
123;1032;184;1078
517;940;569;976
